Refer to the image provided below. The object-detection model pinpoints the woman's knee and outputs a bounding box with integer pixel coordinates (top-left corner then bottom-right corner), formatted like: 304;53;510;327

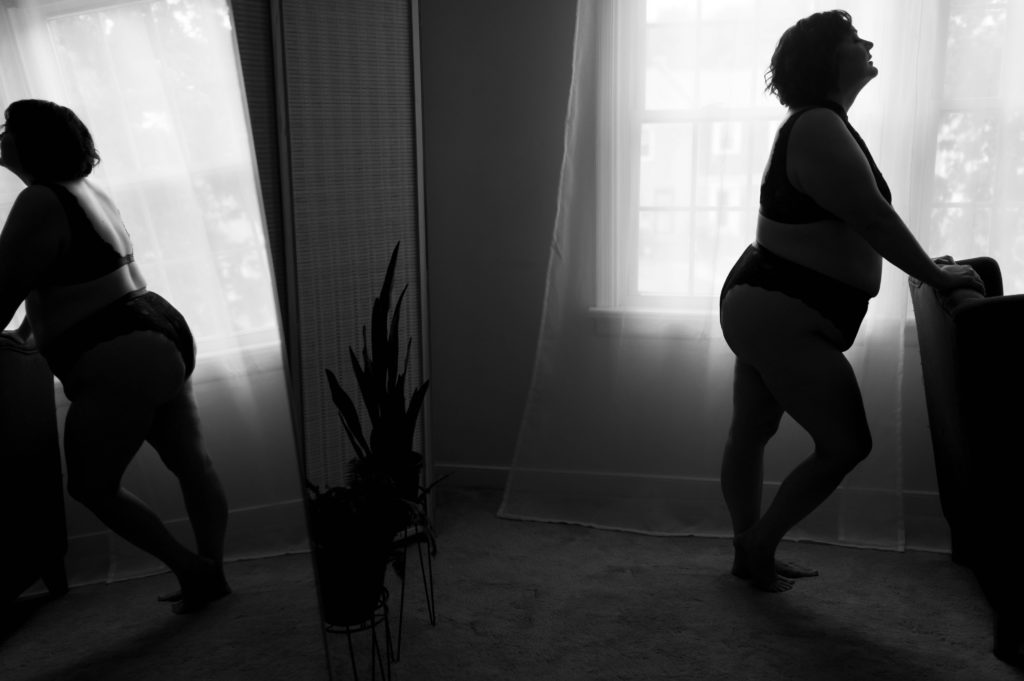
729;413;782;449
164;449;215;482
818;427;873;473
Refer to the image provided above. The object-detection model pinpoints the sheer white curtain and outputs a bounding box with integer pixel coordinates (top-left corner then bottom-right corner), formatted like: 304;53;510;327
500;0;1022;551
0;0;305;584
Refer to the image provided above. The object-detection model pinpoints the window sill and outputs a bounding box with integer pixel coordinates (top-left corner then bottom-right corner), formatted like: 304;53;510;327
589;306;922;347
588;306;719;339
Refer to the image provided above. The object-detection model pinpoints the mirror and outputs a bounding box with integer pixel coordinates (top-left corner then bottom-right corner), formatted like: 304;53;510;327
0;1;329;678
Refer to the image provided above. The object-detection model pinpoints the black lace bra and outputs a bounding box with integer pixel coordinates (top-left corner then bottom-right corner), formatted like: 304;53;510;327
38;182;134;286
759;100;891;224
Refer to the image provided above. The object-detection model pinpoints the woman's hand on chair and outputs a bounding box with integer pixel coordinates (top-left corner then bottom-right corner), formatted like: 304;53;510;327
936;263;985;294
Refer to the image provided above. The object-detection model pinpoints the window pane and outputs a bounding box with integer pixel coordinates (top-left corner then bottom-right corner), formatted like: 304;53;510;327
943;1;1008;100
645;23;697;110
929;205;991;258
1005;207;1024;294
695;121;757;208
638;210;690;295
695;22;759;108
695;209;747;297
640;123;693;207
1007;111;1024;198
934;111;997;204
647;0;698;23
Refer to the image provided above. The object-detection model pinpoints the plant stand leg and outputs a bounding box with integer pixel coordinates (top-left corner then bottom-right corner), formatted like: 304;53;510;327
345;629;361;681
384;597;394;664
394;541;408;661
418;538;436;626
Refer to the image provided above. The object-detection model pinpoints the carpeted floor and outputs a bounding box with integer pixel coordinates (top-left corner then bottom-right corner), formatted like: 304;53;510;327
3;487;1022;680
395;488;1022;681
1;552;328;681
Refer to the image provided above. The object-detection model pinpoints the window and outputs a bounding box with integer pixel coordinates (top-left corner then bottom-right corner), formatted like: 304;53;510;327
0;0;278;356
600;0;1024;311
598;0;803;311
928;0;1024;293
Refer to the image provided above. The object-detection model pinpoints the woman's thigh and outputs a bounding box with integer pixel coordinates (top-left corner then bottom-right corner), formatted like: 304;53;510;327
721;285;871;459
146;380;210;479
61;331;187;491
61;330;186;405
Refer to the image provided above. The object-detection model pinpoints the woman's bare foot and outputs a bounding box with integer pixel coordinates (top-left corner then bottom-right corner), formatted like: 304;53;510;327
732;532;794;593
732;556;818;580
171;558;231;614
157;589;183;603
774;560;818;579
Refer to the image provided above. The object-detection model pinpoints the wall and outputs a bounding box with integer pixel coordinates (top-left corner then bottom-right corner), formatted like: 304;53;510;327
419;0;577;487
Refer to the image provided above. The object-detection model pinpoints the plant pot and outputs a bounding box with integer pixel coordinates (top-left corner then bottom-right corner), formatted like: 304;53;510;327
394;451;424;502
306;488;400;626
313;531;392;626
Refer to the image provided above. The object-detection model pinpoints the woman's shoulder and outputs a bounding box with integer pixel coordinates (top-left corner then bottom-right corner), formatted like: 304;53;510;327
2;184;67;231
788;105;846;131
786;107;859;161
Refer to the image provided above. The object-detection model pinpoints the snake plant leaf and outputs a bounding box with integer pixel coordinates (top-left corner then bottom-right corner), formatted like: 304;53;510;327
381;241;399;310
394;373;407;415
388;284;408;391
325;368;371;459
339;414;369;462
371;246;399;386
405;380;430;443
349;347;379;425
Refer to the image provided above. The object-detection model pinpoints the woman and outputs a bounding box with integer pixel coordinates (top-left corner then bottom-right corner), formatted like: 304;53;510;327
719;11;982;594
0;99;230;613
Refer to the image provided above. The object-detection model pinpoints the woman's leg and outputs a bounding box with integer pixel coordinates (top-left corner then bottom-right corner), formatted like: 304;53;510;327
721;359;819;582
721;358;783;537
63;330;223;612
735;335;871;590
722;286;872;591
146;380;230;608
64;397;207;591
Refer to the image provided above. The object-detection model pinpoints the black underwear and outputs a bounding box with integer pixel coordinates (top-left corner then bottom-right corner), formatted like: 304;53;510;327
39;290;196;385
720;243;870;343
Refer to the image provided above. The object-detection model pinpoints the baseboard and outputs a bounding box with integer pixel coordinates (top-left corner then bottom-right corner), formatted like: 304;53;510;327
436;463;953;553
902;489;952;553
432;462;510;490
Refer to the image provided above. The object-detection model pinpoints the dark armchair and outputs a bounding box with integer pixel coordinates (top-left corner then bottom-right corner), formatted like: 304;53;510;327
909;256;1024;664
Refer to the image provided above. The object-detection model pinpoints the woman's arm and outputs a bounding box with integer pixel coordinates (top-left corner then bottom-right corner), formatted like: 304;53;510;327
788;109;979;291
0;186;63;329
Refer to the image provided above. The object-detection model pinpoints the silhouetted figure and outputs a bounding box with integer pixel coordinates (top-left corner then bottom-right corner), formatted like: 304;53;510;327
719;11;982;594
0;99;230;614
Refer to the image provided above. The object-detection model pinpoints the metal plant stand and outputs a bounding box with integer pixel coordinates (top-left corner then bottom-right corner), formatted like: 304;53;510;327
325;587;393;681
392;490;438;661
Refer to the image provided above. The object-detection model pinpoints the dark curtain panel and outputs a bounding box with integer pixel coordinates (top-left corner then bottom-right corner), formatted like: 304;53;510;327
230;0;424;487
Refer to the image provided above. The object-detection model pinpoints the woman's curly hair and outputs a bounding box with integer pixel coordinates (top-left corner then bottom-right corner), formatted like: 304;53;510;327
2;99;100;182
764;10;855;108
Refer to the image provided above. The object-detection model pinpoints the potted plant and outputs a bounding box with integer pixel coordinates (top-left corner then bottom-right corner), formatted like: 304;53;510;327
306;241;430;627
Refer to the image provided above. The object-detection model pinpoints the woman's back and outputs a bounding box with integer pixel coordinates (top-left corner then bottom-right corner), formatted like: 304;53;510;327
24;180;147;344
